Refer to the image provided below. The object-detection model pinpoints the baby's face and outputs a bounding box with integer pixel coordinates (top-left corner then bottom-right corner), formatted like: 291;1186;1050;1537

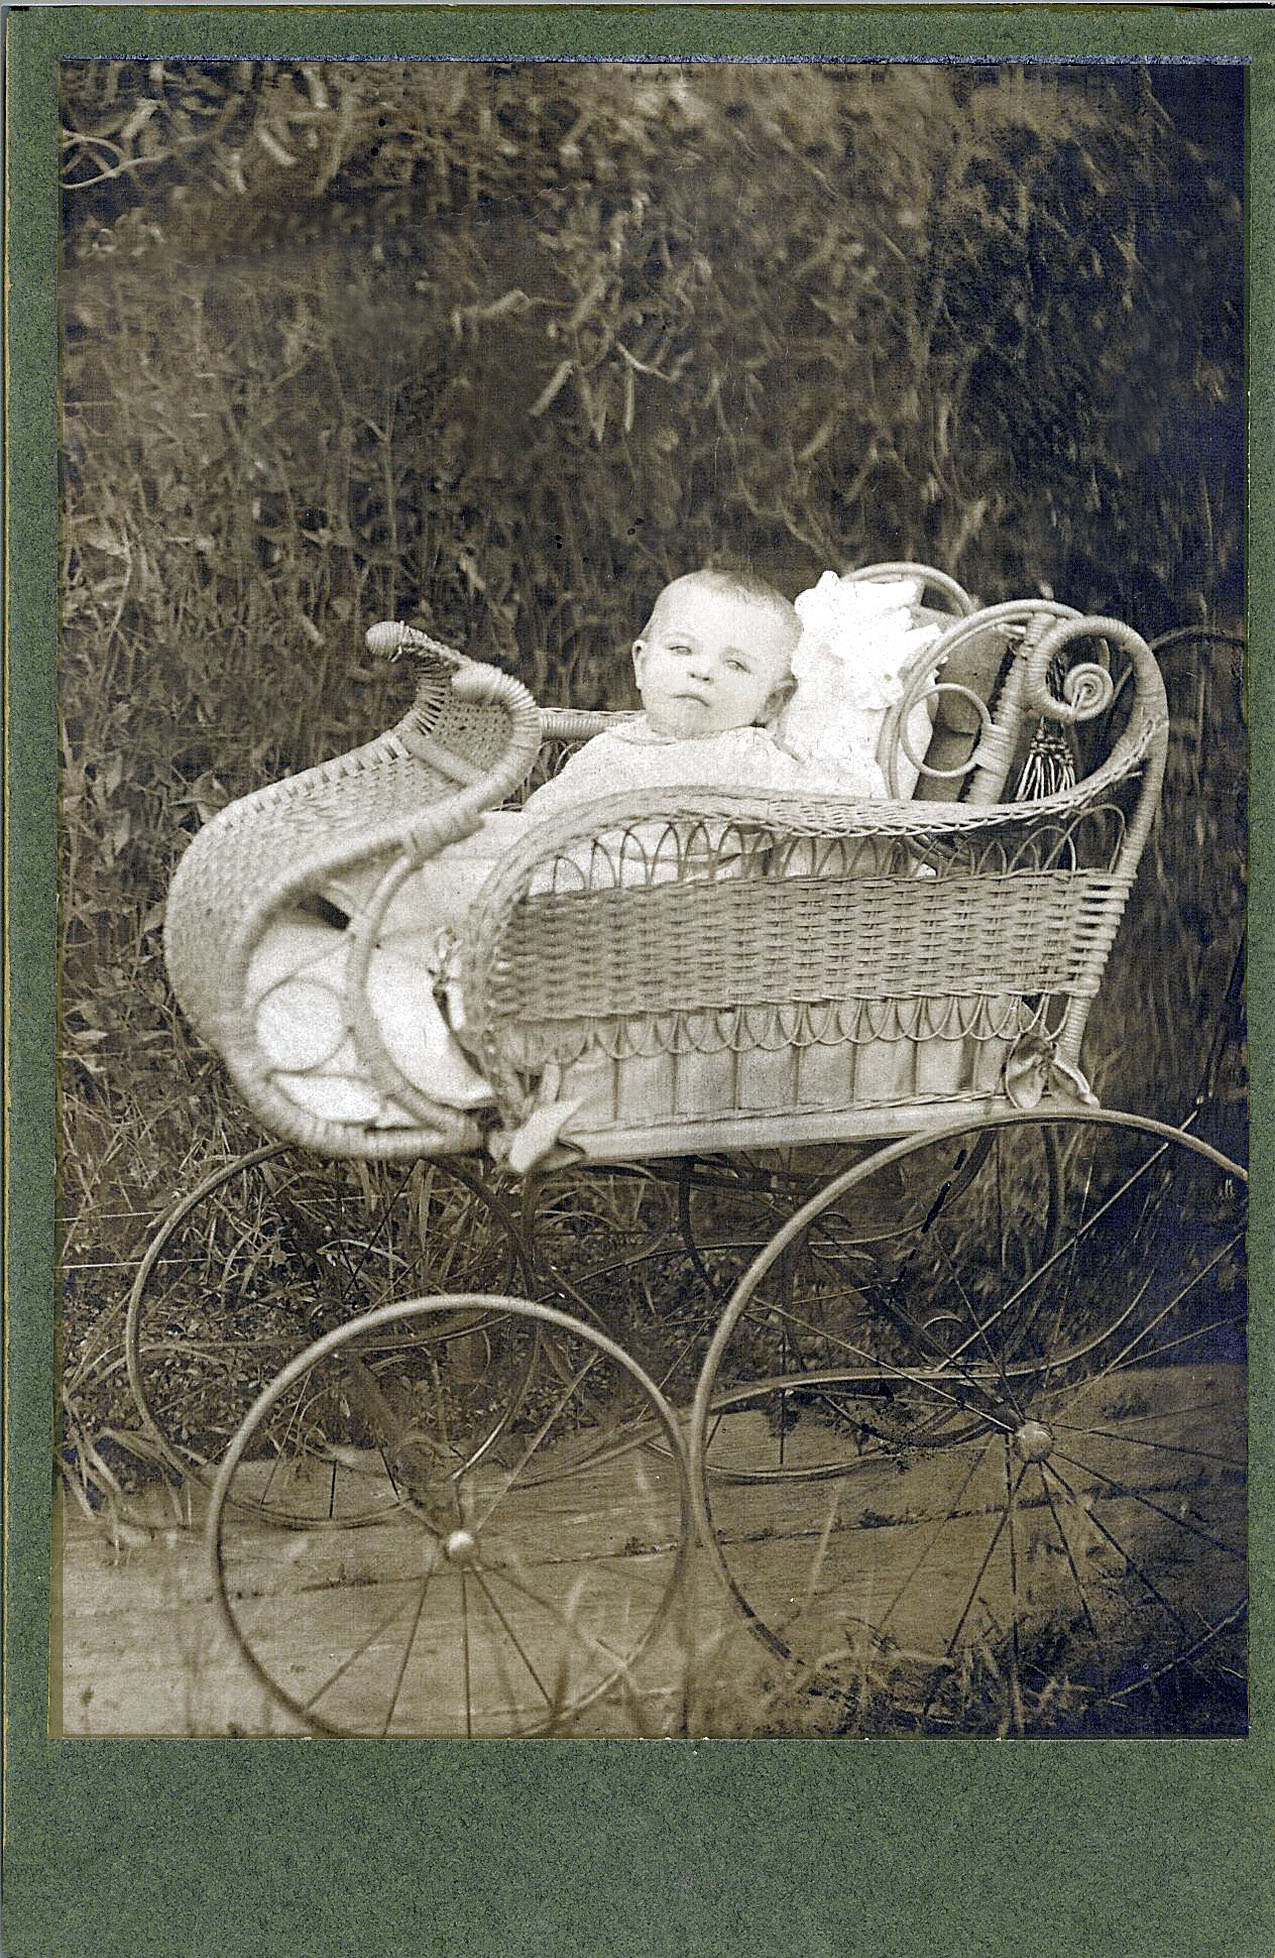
632;583;797;739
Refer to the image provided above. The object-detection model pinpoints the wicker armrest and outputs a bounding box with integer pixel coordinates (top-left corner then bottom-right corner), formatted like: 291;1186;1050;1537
164;633;542;1085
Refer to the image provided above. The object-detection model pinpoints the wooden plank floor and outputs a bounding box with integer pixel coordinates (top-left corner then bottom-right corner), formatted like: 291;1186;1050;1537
56;1488;308;1737
54;1361;1245;1738
53;1479;758;1739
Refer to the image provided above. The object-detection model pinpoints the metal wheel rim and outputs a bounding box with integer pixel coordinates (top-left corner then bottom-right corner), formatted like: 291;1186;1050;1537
209;1294;693;1737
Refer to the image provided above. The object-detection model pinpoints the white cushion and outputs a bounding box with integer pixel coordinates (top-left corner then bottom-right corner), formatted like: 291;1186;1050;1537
778;573;942;797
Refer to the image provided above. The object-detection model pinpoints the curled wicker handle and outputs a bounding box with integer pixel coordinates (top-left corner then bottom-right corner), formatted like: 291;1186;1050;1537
448;658;532;715
365;619;465;666
367;619;545;835
1023;616;1147;726
434;648;545;777
367;618;542;776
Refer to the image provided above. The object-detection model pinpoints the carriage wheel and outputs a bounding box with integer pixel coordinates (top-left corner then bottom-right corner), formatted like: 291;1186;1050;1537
211;1297;692;1737
671;1134;1061;1482
690;1112;1247;1735
125;1143;531;1523
526;1146;1030;1471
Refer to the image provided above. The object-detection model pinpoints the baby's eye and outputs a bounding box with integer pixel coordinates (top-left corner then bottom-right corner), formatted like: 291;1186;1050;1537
725;658;749;674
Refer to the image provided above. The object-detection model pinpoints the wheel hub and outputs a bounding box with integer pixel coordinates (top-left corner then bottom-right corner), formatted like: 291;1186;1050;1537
1013;1417;1054;1462
444;1527;479;1564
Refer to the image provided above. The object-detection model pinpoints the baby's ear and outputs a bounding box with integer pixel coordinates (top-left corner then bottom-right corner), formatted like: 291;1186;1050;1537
762;673;797;724
631;638;646;680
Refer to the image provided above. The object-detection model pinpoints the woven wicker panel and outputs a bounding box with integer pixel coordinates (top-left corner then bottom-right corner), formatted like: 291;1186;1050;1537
165;745;457;1043
489;866;1123;1026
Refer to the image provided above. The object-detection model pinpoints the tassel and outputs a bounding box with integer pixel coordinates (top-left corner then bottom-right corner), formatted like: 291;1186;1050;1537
1015;720;1076;800
1015;654;1078;800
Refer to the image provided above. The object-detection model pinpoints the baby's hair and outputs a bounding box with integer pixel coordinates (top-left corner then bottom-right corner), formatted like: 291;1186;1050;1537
643;565;799;641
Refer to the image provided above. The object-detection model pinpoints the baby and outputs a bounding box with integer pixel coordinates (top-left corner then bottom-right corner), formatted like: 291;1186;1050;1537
429;567;851;899
426;565;889;898
519;566;844;816
247;567;888;1129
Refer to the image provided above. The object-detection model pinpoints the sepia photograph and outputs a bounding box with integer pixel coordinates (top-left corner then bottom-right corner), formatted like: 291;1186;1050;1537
53;54;1247;1743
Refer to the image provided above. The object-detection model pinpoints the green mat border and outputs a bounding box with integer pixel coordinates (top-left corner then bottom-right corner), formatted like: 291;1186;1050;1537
6;11;1272;1954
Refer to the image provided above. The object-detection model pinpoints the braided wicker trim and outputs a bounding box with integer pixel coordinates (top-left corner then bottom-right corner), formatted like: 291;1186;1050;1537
500;992;1057;1072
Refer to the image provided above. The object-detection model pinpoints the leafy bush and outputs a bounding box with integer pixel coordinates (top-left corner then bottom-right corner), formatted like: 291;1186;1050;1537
62;61;1242;708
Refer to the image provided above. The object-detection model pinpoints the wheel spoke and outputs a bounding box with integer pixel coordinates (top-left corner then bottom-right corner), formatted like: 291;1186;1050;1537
469;1349;607;1535
721;1290;1014;1431
1049;1418;1244;1472
460;1569;474;1738
1037;1467;1101;1649
951;1132;1185;1354
1048;1443;1244;1564
469;1565;556;1711
322;1164;413;1299
875;1433;1000;1636
942;1461;1023;1659
797;1487;848;1625
1039;1456;1206;1644
298;1556;437;1719
482;1560;642;1671
1102;1313;1245;1373
253;1381;315;1508
375;1552;440;1737
1045;1142;1098;1362
925;1222;1025;1419
1005;1441;1026;1732
1084;1233;1245;1384
1073;1392;1236;1427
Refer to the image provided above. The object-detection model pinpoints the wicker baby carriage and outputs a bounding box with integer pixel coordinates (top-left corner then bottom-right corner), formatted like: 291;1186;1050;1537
133;564;1245;1739
163;567;1164;1164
